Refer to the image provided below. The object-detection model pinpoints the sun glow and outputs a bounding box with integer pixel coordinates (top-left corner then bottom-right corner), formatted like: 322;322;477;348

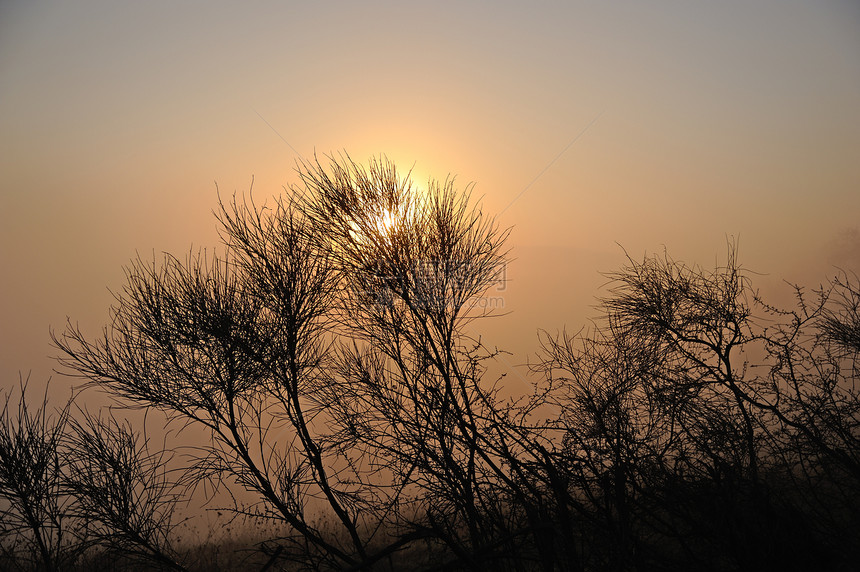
348;197;422;247
376;209;398;237
343;164;430;249
347;206;402;247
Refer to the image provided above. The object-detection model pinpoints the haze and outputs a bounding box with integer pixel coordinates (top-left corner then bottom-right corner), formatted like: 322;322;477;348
1;0;859;395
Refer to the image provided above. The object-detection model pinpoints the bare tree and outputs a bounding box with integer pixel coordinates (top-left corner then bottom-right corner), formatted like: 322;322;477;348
63;410;188;571
52;154;523;569
53;213;364;568
48;154;860;570
819;271;860;354
295;155;585;569
535;244;860;570
0;379;83;572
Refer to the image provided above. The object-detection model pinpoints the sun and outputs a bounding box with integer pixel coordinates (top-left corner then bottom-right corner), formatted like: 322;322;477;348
345;166;428;248
375;209;398;237
347;206;401;247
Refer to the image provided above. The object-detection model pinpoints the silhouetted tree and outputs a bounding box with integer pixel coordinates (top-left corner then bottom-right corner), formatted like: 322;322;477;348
44;154;860;571
53;154;525;569
819;271;860;354
0;379;84;572
536;245;860;571
297;156;575;568
64;410;188;571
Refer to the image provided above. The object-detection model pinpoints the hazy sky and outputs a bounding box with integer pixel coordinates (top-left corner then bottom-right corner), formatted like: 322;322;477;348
2;0;859;394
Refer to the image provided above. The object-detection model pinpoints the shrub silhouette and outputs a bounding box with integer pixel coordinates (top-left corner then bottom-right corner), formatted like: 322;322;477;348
0;155;854;570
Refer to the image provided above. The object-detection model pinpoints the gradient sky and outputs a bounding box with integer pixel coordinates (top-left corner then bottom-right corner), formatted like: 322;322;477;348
2;0;859;396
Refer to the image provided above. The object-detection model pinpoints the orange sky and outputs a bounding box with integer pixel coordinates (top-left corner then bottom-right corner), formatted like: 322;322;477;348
1;1;859;396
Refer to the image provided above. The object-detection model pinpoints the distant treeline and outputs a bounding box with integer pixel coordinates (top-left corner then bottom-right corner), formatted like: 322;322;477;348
2;155;858;571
